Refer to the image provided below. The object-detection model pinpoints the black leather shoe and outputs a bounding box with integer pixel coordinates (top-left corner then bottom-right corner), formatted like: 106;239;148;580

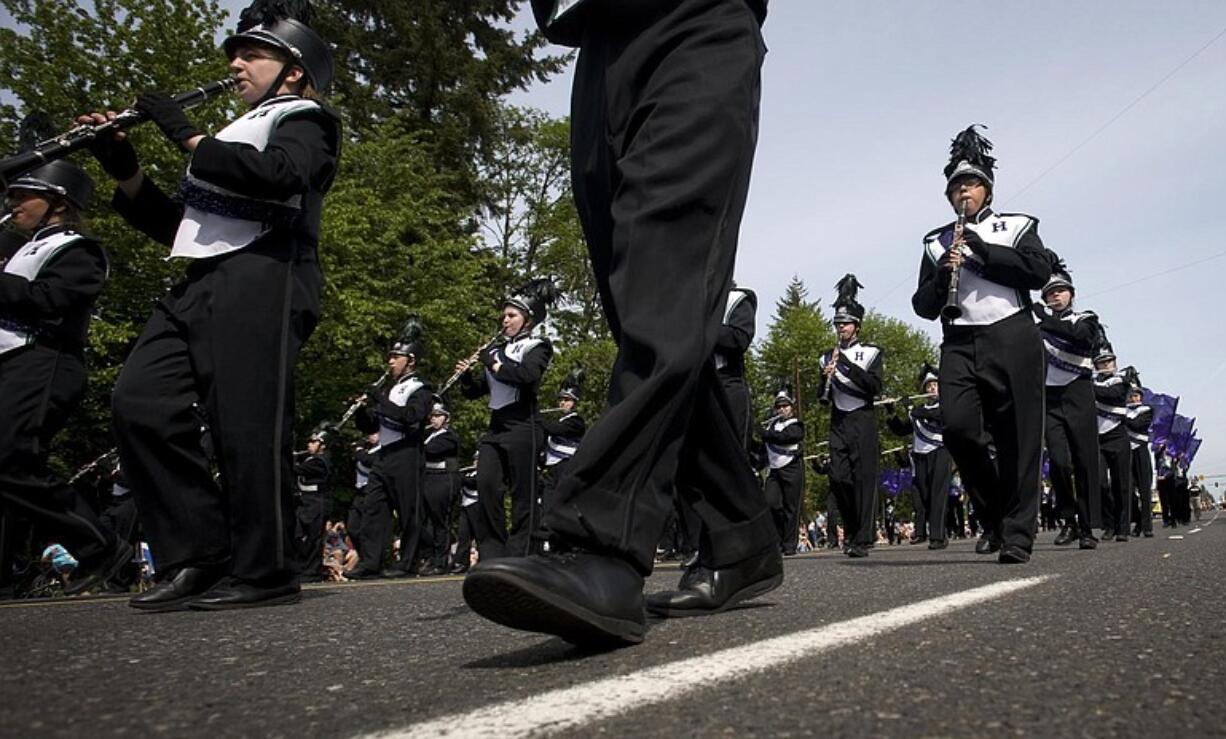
1142;531;1154;538
909;535;927;545
646;550;783;618
975;536;1002;555
188;577;301;610
1079;535;1099;550
1101;529;1115;541
1114;534;1128;542
463;551;646;647
680;551;700;569
381;566;412;579
345;566;382;580
129;566;224;612
448;562;469;575
64;540;134;596
1053;525;1077;546
998;545;1031;564
928;539;948;550
844;544;869;558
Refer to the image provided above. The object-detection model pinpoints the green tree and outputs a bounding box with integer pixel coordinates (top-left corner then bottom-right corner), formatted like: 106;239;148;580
0;0;234;472
313;0;569;204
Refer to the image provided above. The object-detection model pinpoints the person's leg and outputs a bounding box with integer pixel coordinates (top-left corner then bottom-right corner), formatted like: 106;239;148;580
112;300;228;577
505;423;540;558
0;349;120;572
928;449;951;543
543;0;769;574
828;427;859;546
392;449;424;571
354;471;394;573
474;439;510;559
1063;379;1101;536
780;462;804;555
940;337;1002;537
763;472;784;546
296;492;326;578
1133;450;1153;534
850;411;879;548
1045;395;1077;528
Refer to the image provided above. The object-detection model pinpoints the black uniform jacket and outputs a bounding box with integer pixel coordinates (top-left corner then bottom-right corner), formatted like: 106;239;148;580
529;0;768;47
0;225;107;354
112;101;340;258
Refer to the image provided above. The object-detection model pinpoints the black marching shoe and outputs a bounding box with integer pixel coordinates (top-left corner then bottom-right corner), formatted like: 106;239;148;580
998;545;1031;564
1079;534;1098;550
1142;531;1154;538
975;536;1002;555
463;550;646;647
64;540;134;596
1114;533;1129;542
448;562;469;575
129;566;224;612
928;539;948;550
646;550;783;618
1101;529;1116;541
1053;525;1077;547
380;566;413;579
345;565;382;580
188;576;301;610
844;544;869;558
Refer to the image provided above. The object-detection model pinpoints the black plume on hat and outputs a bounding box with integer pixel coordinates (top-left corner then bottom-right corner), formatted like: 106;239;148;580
237;0;314;30
559;365;586;401
918;361;939;391
943;124;996;189
1093;322;1115;362
832;273;865;324
1041;251;1075;296
388;314;425;358
773;377;795;407
506;278;561;327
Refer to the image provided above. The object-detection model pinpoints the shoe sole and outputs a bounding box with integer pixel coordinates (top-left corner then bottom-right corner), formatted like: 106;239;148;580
64;542;135;596
646;572;784;618
462;569;645;647
129;594;200;612
187;591;302;611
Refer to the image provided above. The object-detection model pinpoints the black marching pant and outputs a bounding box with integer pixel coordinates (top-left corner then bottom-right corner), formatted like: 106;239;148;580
454;503;481;567
356;448;420;571
940;312;1044;553
112;246;320;583
1098;426;1131;535
912;449;951;542
764;461;804;554
476;421;540;559
829;409;879;548
544;0;776;575
422;470;456;568
295;491;330;577
1044;379;1101;534
347;486;367;561
721;373;752;453
1130;448;1153;534
910;483;927;539
0;346;116;584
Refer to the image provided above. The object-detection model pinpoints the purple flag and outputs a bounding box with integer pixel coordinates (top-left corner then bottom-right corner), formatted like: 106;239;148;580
1143;388;1179;448
1169;415;1195;456
1186;436;1202;465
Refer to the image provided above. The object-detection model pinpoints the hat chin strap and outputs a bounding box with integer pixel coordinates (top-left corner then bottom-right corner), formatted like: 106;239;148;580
255;62;294;105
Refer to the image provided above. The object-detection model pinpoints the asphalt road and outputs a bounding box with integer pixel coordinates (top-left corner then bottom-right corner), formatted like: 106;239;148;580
3;512;1223;738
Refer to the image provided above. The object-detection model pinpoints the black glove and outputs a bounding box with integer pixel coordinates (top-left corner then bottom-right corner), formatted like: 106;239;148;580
135;92;202;149
87;133;139;181
477;347;497;368
960;228;988;257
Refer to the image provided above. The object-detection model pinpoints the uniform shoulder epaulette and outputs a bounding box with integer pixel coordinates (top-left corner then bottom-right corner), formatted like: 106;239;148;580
923;222;954;242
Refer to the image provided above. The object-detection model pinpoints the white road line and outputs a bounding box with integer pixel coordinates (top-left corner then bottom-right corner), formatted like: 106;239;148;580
1188;528;1203;534
365;576;1050;739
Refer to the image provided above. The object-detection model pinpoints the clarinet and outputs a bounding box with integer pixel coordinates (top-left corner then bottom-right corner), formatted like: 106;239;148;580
334;372;390;431
940;201;970;320
820;345;840;405
437;333;507;396
0;77;238;189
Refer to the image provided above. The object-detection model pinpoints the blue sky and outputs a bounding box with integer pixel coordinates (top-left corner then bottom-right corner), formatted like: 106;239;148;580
9;1;1226;482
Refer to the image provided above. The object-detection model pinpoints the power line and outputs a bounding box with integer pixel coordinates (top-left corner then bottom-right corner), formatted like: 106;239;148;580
1080;249;1226;298
1002;22;1226;206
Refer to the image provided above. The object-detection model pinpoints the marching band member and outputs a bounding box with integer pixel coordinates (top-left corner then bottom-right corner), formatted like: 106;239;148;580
352;335;433;578
1125;384;1155;537
293;426;331;583
1033;257;1102;549
716;282;758;449
537;368;586;548
819;277;884;558
457;280;555;559
912;125;1051;564
89;0;341;609
465;0;777;647
0;161;131;596
421;403;460;576
886;364;950;549
1093;339;1132;541
761;383;805;555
